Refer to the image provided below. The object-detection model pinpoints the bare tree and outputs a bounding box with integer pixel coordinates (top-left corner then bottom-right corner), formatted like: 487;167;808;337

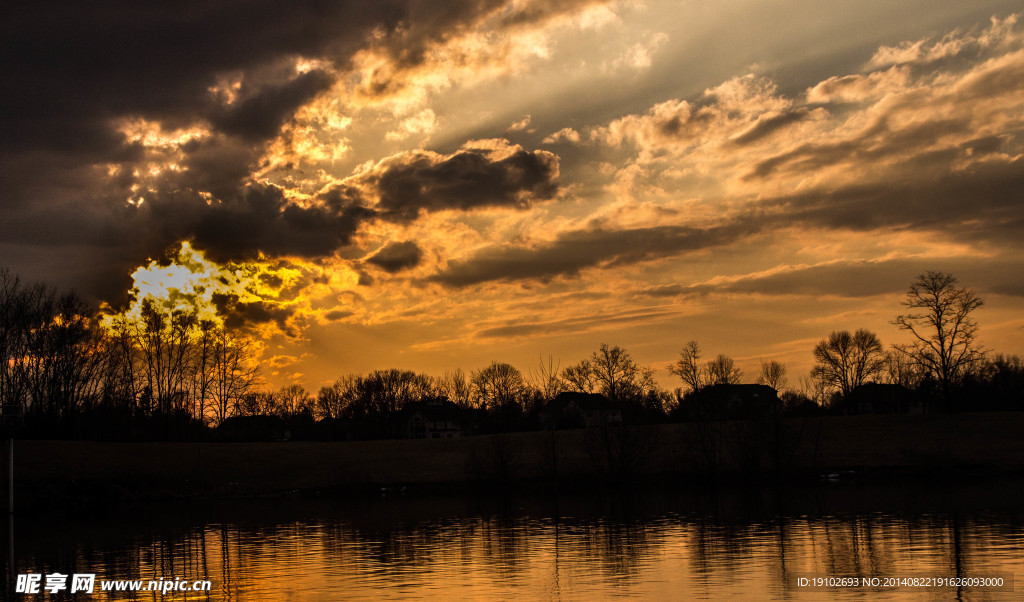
798;373;828;406
756;360;788;391
471;362;527;411
669;340;706;393
529;354;563;401
893;271;984;402
315;376;357;421
436;369;472;407
883;350;923;388
0;270;108;418
206;326;260;424
811;329;887;398
276;384;313;417
562;360;597;393
589;343;655;402
357;369;433;431
235;390;278;416
707;354;742;385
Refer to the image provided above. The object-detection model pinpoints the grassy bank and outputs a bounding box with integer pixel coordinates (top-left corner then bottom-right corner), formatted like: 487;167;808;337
9;412;1024;510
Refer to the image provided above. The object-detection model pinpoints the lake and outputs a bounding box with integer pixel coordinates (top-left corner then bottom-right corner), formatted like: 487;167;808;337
5;478;1023;600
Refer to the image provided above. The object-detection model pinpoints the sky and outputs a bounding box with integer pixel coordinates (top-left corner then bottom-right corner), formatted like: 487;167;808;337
3;0;1024;391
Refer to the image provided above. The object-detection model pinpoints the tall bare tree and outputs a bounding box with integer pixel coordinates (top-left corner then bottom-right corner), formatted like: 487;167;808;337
669;340;706;393
529;354;563;401
206;326;260;424
588;343;655;402
811;329;887;398
707;354;742;385
562;360;597;394
893;271;983;403
276;384;313;417
316;375;358;421
471;362;527;411
756;360;788;391
436;369;472;407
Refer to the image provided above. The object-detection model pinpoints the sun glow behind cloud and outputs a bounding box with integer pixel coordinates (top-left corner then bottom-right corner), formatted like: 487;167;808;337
103;242;361;341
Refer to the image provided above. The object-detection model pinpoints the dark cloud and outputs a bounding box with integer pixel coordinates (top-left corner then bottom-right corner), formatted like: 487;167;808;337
745;116;972;180
1;0;568;300
637;257;1024;299
431;147;1024;290
430;222;759;287
366;241;423;273
212;292;294;333
475;307;675;339
131;183;375;264
193;188;374;262
357;146;560;221
212;69;336;141
3;2;404;150
731;108;812;146
765;155;1024;240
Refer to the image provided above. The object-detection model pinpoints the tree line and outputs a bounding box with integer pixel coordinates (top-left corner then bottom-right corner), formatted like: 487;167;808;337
0;267;1020;440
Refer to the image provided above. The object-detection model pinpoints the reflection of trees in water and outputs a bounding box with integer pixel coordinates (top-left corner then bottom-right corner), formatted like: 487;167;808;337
815;516;896;577
689;520;761;584
321;518;495;574
13;499;1024;598
565;519;660;579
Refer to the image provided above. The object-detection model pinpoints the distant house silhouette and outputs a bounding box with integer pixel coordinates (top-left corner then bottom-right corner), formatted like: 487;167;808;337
685;384;781;420
401;399;468;438
845;383;923;414
216;415;289;441
541;392;623;429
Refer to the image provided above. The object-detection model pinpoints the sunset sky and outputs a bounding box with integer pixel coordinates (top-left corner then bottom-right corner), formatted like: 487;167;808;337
4;0;1023;391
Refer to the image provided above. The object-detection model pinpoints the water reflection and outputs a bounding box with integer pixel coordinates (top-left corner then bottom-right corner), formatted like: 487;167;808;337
5;480;1024;600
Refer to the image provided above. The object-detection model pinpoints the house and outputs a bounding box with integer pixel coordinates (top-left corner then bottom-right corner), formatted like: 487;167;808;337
541;392;623;429
401;399;467;439
216;415;289;441
685;384;781;420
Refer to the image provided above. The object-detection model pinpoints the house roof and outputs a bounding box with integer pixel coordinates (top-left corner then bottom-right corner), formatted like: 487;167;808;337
547;391;616;412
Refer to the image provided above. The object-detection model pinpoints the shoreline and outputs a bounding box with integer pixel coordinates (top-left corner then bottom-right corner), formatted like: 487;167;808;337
10;412;1024;511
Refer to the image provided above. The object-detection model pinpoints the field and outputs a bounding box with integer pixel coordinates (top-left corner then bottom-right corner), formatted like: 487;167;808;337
10;412;1024;510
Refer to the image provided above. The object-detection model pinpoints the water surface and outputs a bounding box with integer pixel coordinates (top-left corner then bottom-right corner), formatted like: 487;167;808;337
5;480;1023;600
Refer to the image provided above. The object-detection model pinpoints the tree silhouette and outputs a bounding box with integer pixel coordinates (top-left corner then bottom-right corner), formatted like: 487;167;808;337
315;376;357;421
588;343;655;403
756;360;788;391
670;342;741;389
471;362;527;411
562;359;597;394
669;340;705;393
529;354;563;400
811;329;887;399
707;354;742;385
893;271;983;405
436;369;471;407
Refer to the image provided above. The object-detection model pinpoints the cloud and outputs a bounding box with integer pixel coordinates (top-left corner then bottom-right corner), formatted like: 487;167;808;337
430;142;1024;289
430;221;759;287
129;182;374;264
475;307;676;339
730;108;814;146
212;69;336;141
0;0;596;302
507;115;532;132
542;127;581;144
366;241;424;273
326;140;560;222
603;31;669;72
637;257;1024;300
384;108;437;141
